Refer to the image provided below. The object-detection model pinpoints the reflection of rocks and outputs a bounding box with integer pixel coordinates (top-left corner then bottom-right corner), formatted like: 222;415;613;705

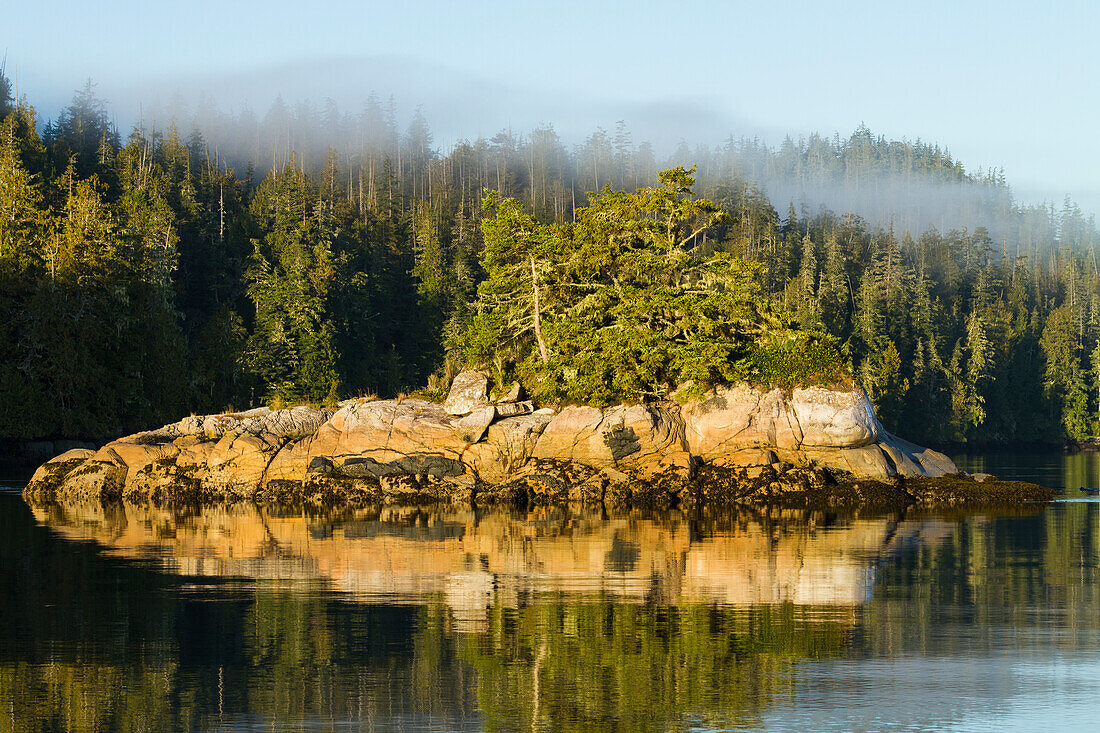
444;571;495;630
29;500;954;630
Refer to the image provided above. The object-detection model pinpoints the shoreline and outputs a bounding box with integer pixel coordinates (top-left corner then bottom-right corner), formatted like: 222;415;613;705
24;453;1055;510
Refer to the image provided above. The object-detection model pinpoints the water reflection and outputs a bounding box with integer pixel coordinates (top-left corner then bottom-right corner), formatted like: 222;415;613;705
4;490;1099;731
953;449;1100;492
27;502;954;628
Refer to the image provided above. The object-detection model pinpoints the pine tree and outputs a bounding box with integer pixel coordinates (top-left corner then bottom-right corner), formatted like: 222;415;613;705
0;66;11;119
1090;341;1100;434
0;114;46;270
462;168;799;405
1041;305;1090;440
794;234;821;329
819;233;849;335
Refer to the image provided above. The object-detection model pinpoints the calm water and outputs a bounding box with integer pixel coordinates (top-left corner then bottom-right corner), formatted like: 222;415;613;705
3;452;1100;732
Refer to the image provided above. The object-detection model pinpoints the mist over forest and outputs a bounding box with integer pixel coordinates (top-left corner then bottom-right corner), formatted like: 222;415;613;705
103;72;1083;252
3;64;1100;448
132;81;1042;239
14;49;1068;237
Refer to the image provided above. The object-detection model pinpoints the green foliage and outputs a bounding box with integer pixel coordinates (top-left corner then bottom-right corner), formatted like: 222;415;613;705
1041;305;1090;440
42;79;120;185
460;169;837;405
244;166;342;404
458;600;848;732
745;333;849;391
0;72;10;119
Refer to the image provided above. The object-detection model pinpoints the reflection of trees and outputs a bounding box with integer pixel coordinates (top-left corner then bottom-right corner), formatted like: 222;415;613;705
0;662;178;731
951;450;1100;492
17;497;1081;729
451;601;852;732
0;594;853;732
0;594;464;731
0;496;181;731
3;497;878;730
862;504;1100;657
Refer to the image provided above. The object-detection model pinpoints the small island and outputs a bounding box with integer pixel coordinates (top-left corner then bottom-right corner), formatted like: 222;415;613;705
22;374;1052;509
25;170;1051;508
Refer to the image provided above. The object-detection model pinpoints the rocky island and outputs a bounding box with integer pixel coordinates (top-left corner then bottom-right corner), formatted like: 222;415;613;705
18;168;1057;509
25;370;1052;508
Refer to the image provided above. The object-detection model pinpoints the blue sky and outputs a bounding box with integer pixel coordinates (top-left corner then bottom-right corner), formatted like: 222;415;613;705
5;0;1098;213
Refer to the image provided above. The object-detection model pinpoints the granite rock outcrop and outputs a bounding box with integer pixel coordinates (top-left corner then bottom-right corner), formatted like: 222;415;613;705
26;372;983;507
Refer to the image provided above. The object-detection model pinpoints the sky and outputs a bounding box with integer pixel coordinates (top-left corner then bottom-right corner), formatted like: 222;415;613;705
5;0;1098;214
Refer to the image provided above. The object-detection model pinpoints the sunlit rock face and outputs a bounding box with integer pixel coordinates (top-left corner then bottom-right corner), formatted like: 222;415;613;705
25;372;962;507
682;384;954;481
442;370;491;416
27;500;953;631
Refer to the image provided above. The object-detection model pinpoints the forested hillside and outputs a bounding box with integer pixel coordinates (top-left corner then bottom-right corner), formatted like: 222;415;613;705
1;73;1098;445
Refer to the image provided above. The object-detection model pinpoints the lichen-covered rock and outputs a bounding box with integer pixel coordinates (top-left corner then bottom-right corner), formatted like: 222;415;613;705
493;382;522;403
23;448;96;499
463;413;553;484
799;445;895;481
443;370;490;416
185;432;285;496
261;435;314;485
683;384;956;482
266;399;544;496
530;406;606;464
317;399;468;458
723;448;778;467
26;406;334;502
532;403;691;479
110;440;181;477
243;405;333;438
494;400;534;417
682;385;804;457
36;447;127;501
881;432;958;476
486;458;606;505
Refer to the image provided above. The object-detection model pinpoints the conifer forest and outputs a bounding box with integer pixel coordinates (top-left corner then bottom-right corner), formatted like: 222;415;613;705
2;72;1098;447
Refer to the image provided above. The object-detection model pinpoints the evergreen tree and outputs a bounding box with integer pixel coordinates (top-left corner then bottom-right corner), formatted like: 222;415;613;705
461;168;822;405
1041;305;1089;440
0;66;11;119
819;233;849;335
43;80;120;185
245;164;341;404
786;234;819;329
4;72;1100;447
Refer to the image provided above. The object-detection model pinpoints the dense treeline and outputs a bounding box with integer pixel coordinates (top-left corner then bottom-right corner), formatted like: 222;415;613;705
1;73;1098;444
